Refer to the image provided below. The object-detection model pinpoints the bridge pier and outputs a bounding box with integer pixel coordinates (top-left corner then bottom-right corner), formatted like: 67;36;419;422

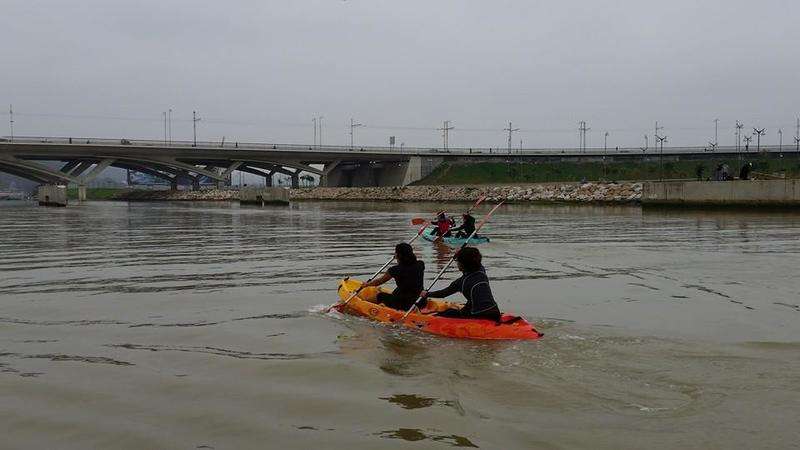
170;179;178;191
37;185;68;207
77;185;87;203
264;172;273;187
290;172;299;189
321;156;440;187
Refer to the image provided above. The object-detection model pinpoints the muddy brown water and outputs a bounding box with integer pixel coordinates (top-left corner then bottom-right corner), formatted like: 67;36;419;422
1;200;798;449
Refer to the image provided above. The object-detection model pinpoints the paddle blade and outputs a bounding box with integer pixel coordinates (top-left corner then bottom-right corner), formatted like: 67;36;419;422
411;218;427;225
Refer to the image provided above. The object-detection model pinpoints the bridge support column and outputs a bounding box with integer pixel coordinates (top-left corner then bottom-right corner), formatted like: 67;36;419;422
38;185;68;207
192;178;201;191
264;172;273;187
77;185;87;203
170;179;178;191
321;157;441;187
290;172;300;189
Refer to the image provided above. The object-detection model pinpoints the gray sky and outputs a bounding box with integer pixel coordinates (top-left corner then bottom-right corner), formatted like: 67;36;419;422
2;0;799;149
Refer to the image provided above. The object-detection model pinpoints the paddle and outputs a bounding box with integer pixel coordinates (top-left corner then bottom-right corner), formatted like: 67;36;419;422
329;223;428;312
399;201;505;321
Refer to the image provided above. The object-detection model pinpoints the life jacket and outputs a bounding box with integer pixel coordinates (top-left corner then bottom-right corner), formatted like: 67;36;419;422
437;217;451;234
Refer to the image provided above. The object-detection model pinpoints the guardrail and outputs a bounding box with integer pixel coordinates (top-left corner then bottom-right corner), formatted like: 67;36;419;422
2;135;798;157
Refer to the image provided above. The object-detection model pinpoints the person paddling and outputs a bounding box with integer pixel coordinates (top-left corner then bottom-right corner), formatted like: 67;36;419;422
431;212;453;237
419;247;500;321
361;243;425;310
450;213;476;238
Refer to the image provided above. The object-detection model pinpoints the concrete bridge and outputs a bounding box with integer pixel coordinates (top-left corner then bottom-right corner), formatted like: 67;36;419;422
0;136;795;200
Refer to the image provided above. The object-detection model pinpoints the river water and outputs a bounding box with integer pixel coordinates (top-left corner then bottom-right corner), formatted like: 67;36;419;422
1;200;798;449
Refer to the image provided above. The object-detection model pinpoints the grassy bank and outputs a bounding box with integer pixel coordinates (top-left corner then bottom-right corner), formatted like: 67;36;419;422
66;187;128;200
420;157;800;184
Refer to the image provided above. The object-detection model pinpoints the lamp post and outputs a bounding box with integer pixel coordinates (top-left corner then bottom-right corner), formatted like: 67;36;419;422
753;127;766;153
735;120;743;160
656;134;667;180
8;105;13;143
778;128;783;153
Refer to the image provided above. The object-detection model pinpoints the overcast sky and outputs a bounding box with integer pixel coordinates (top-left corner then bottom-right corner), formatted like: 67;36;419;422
1;0;799;149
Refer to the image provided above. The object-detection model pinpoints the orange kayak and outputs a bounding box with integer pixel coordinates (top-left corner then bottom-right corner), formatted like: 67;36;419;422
335;278;542;340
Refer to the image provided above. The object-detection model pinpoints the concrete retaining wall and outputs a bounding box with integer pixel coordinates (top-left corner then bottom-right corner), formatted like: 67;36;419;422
38;184;68;207
239;187;289;205
642;180;800;206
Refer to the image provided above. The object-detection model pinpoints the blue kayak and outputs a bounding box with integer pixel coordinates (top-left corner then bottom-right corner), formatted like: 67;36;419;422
421;226;490;246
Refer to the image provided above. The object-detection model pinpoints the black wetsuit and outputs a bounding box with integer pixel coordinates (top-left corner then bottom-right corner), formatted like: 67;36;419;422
377;260;425;310
426;267;501;321
450;215;476;238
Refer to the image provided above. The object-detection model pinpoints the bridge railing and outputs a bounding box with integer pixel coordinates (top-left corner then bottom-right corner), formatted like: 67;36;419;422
2;135;796;157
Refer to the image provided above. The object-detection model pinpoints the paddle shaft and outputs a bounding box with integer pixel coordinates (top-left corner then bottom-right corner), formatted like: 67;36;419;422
400;201;504;321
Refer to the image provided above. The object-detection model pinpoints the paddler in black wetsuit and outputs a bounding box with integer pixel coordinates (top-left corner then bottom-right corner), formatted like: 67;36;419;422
361;243;425;310
450;213;476;238
419;247;501;321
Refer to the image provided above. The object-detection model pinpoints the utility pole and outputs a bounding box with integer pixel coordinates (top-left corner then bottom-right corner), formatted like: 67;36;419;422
163;111;168;145
504;121;519;154
578;121;590;152
437;120;454;150
753;127;766;153
778;128;783;153
312;117;317;146
349;118;363;148
318;116;323;147
713;118;719;147
168;108;172;146
192;111;201;147
8;105;13;143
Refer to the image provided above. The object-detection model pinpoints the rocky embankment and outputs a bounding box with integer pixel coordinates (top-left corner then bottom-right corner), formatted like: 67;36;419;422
113;182;642;203
291;182;642;203
114;189;238;201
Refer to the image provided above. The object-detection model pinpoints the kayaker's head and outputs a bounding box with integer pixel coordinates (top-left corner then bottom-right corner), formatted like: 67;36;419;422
395;242;417;266
455;247;481;272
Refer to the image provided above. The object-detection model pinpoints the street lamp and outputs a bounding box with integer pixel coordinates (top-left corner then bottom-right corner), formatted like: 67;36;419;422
735;120;743;159
753;127;766;153
656;134;668;180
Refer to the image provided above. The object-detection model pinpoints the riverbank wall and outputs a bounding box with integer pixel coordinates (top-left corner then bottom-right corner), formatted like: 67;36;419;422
642;180;800;207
